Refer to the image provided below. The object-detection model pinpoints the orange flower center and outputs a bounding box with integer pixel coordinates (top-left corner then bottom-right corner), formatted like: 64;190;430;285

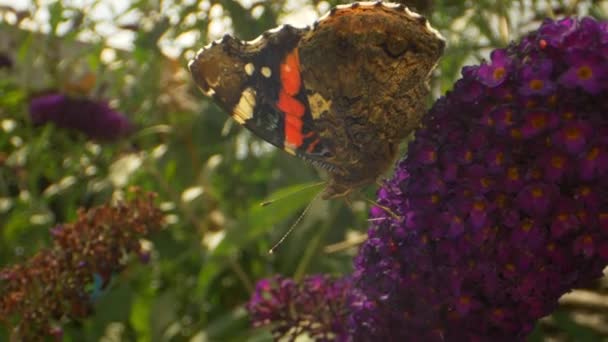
504;111;514;124
494;152;504;164
531;187;544;198
551;156;565;168
510;128;522;139
507;167;519;180
529;79;544;90
522;220;533;232
565;126;581;140
493;67;506;80
576;65;593;80
587;147;599;160
531;115;546;129
464;150;473;161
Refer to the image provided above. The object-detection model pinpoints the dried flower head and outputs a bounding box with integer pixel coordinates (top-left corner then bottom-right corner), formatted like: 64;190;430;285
0;191;163;340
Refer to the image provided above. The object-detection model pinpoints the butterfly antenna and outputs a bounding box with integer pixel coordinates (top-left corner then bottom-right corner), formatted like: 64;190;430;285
261;181;325;207
269;190;323;254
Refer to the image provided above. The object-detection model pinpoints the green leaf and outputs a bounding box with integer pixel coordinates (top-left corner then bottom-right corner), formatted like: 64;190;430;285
551;311;601;341
205;307;250;340
48;1;64;35
213;182;324;257
130;292;153;341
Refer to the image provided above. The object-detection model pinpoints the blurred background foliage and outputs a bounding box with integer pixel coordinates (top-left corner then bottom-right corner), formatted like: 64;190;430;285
0;0;607;340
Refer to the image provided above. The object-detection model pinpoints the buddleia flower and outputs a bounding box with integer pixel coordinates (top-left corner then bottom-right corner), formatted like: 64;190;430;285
351;16;608;340
29;93;132;141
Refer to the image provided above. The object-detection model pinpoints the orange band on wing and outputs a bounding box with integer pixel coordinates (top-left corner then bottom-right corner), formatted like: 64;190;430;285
280;50;301;96
285;124;304;147
306;138;320;153
277;90;305;117
278;89;306;148
285;113;303;130
278;49;308;150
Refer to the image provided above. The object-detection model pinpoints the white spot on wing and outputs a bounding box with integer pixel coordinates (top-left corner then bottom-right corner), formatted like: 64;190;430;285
245;63;255;76
246;34;265;45
284;145;296;155
383;2;401;8
425;22;445;41
244;25;286;46
267;24;285;34
317;10;331;22
261;66;272;78
232;87;256;124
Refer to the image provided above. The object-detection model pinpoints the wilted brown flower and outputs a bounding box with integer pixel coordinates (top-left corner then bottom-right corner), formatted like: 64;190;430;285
0;191;163;340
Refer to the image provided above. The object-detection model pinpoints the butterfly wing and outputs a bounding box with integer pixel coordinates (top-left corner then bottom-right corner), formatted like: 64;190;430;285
189;26;337;173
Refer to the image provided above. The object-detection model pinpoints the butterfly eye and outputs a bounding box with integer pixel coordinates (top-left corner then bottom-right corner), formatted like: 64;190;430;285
322;151;333;158
354;131;368;142
319;149;333;158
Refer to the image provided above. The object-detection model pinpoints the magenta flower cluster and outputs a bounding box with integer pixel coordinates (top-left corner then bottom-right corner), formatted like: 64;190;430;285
247;275;350;341
29;93;132;141
350;16;608;340
248;16;608;341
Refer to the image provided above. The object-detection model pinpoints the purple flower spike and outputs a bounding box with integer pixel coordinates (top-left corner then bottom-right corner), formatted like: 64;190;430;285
350;16;608;340
29;93;133;141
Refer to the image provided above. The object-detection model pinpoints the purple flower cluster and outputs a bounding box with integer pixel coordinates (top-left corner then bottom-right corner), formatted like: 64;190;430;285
351;16;608;340
247;275;350;341
29;93;132;141
247;17;608;341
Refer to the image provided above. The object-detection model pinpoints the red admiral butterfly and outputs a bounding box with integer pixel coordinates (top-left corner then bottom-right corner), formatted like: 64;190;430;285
189;1;444;199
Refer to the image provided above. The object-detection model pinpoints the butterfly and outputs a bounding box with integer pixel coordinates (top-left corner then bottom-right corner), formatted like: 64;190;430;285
189;1;444;199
